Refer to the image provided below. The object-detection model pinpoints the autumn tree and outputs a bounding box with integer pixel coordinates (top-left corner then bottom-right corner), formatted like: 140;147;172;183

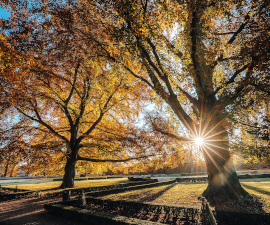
0;2;162;188
1;53;156;188
53;0;270;201
0;125;28;177
230;93;269;165
1;0;269;200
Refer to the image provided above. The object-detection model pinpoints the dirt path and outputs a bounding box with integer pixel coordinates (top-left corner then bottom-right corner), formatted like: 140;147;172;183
0;196;89;225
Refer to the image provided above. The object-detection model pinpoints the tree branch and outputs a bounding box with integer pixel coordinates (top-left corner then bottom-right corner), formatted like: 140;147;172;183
64;62;80;105
136;38;164;81
212;12;251;68
163;35;183;59
141;57;169;100
121;64;154;88
74;74;91;128
214;63;249;95
145;38;177;97
251;83;270;96
213;32;236;35
190;11;203;88
77;154;156;162
77;87;117;143
153;127;191;142
16;107;69;142
146;38;166;76
227;14;250;44
177;86;199;108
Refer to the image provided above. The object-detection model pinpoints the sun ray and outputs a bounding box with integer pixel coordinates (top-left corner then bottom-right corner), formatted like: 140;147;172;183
206;139;228;142
205;142;230;152
202;144;228;161
177;111;197;138
203;151;237;190
201;119;226;139
201;114;213;138
198;103;204;138
201;145;223;172
204;129;227;140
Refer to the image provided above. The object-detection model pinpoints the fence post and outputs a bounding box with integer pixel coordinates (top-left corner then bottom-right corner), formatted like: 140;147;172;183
63;190;71;201
77;190;86;206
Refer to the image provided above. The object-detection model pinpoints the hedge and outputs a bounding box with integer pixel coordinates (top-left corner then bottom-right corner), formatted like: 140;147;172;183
215;210;270;225
45;203;164;225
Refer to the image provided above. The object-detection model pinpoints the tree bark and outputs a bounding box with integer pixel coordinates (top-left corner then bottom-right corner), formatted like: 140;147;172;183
201;112;249;202
60;152;77;188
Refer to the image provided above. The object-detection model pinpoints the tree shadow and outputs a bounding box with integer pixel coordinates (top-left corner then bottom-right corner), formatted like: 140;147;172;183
205;187;269;225
138;183;176;203
242;183;270;196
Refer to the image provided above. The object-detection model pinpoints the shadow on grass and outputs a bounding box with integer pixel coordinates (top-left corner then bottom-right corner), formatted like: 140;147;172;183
138;183;176;203
210;187;268;225
242;183;270;196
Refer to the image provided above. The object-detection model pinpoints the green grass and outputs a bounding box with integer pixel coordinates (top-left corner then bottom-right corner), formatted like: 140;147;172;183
2;178;129;191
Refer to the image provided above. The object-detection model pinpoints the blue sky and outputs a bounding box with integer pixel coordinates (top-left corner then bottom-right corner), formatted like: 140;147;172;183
0;7;10;19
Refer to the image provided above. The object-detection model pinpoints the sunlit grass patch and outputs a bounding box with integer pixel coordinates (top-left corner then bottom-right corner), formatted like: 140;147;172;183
103;183;207;209
103;179;270;212
241;179;270;213
102;184;172;201
3;181;61;191
2;178;128;191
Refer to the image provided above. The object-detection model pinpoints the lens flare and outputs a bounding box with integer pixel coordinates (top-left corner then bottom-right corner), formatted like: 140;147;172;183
195;137;204;146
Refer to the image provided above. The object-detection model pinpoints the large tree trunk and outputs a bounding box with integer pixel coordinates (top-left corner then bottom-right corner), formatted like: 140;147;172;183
60;152;77;188
201;113;249;202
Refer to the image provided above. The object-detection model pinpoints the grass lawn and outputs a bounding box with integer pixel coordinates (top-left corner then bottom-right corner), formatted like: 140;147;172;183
102;182;207;209
241;178;270;213
1;178;129;191
102;178;270;213
2;177;269;213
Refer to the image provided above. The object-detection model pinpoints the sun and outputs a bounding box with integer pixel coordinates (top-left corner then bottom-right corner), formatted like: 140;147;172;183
195;137;204;146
